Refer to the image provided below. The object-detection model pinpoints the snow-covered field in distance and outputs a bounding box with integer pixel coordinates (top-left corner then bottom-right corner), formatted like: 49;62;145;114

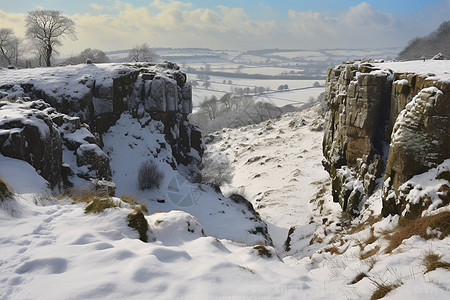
106;47;401;110
190;75;326;108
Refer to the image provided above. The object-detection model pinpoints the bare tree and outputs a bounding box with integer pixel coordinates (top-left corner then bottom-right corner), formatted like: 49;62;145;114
202;80;211;89
25;9;77;67
219;93;234;111
0;28;21;67
200;96;219;120
127;43;155;62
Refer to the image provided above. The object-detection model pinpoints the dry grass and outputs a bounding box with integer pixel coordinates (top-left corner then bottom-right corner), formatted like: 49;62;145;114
309;234;324;245
370;280;401;300
64;188;117;214
349;272;367;285
253;244;272;258
365;228;378;245
0;176;13;201
346;215;382;235
120;195;149;213
365;257;378;272
423;251;450;273
360;245;380;260
385;211;450;253
84;197;118;214
324;245;341;255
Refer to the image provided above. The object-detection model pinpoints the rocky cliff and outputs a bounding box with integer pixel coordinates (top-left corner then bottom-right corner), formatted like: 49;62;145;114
323;60;450;217
0;62;203;190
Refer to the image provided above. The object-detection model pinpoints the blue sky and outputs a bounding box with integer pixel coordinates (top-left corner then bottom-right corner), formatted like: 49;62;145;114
0;0;449;54
0;0;440;16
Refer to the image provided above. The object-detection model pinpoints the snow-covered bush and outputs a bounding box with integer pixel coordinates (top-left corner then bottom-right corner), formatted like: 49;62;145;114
138;161;164;190
200;153;233;189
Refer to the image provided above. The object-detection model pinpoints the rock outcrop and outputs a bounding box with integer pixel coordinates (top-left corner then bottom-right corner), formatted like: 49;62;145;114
0;100;111;188
323;60;450;216
0;62;203;189
0;100;62;187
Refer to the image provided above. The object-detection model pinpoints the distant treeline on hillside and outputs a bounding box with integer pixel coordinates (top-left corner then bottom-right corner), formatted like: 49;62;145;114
397;20;450;60
187;70;325;80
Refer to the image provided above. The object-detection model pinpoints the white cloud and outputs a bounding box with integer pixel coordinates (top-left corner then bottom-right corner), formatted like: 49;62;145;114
89;3;105;11
1;1;449;56
0;10;26;36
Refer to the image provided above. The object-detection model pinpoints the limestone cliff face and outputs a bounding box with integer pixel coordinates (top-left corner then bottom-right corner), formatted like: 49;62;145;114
0;62;203;189
323;61;450;216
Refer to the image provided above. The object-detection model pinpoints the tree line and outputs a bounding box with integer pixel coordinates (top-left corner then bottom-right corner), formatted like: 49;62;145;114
0;9;155;68
397;20;450;60
191;93;284;133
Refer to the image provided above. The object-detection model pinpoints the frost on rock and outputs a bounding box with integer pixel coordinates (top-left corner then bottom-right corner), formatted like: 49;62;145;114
383;87;449;216
396;159;450;221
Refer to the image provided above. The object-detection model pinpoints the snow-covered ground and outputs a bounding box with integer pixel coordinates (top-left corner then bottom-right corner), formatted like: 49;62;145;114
1;57;449;299
1;102;448;299
204;103;450;299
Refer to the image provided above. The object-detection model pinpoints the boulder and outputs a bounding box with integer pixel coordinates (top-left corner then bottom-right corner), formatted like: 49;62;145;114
76;144;111;180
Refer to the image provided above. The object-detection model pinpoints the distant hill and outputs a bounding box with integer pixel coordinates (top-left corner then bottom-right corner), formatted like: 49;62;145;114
397;20;450;60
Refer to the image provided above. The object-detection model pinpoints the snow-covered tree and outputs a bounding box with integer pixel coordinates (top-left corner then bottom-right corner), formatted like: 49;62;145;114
25;9;77;67
127;43;155;62
70;48;110;64
200;96;219;120
0;28;22;67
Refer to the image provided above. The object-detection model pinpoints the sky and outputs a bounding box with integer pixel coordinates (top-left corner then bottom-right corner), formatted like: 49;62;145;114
0;0;449;56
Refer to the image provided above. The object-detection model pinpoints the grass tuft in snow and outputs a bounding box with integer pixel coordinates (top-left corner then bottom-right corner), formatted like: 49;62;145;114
0;176;13;201
423;251;450;273
349;272;367;285
359;245;380;260
120;195;149;213
385;211;450;253
253;244;272;258
238;265;256;274
346;215;381;235
284;226;296;252
84;197;118;214
369;279;402;300
66;188;118;214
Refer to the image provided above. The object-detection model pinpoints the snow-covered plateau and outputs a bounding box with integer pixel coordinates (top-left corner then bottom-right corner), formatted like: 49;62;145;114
0;60;449;299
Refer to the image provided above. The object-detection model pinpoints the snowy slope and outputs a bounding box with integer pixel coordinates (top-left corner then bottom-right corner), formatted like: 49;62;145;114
1;100;449;300
206;105;331;250
205;103;450;299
